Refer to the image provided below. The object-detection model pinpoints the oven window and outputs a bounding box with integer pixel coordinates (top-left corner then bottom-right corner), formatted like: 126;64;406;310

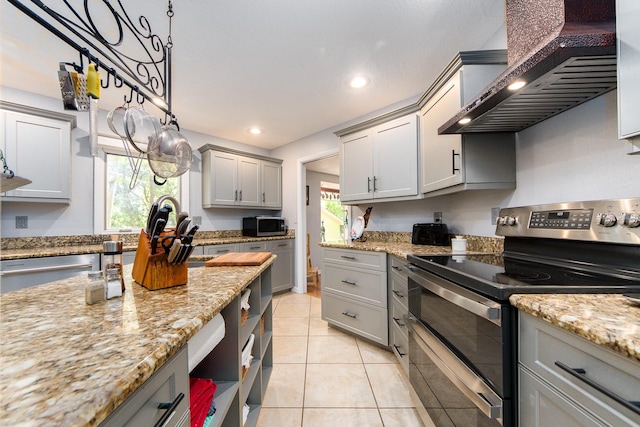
410;279;505;396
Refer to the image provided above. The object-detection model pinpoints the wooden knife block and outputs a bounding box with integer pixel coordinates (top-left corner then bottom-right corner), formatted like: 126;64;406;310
132;229;188;291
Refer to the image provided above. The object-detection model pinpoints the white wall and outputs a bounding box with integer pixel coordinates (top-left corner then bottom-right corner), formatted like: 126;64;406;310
0;86;278;237
272;90;640;238
306;170;339;269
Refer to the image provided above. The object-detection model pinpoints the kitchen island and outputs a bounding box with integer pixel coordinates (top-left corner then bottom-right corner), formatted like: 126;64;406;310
0;257;275;426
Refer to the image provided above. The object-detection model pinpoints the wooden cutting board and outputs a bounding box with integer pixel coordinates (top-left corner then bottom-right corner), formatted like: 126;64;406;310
205;252;272;267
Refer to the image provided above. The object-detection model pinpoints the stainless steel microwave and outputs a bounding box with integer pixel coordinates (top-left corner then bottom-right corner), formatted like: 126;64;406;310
242;216;286;237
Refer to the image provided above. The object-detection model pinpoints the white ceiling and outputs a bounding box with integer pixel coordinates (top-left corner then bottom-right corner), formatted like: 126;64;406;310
0;1;506;150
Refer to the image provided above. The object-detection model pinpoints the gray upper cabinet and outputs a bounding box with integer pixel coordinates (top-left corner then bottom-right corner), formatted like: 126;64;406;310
420;57;516;196
340;114;419;203
616;0;640;139
1;104;75;203
199;144;282;209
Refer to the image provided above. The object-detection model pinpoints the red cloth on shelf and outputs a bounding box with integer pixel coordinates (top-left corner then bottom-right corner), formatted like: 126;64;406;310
190;377;217;427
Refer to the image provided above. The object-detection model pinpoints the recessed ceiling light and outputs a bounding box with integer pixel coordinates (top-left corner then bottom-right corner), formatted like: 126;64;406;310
458;117;472;125
507;80;526;91
350;76;368;89
249;127;262;135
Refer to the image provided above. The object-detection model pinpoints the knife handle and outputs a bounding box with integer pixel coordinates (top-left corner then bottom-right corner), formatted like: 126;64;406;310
151;235;160;255
167;240;182;263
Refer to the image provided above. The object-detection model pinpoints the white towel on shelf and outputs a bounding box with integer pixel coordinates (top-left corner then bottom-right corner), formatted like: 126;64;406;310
242;333;255;368
187;313;226;373
240;289;251;311
243;403;250;425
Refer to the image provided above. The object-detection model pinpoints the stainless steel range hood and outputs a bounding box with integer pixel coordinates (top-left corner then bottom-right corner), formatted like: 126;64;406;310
439;0;616;134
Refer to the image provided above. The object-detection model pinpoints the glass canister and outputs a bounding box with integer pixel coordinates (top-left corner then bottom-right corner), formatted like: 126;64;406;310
103;240;125;292
85;270;105;304
105;267;122;299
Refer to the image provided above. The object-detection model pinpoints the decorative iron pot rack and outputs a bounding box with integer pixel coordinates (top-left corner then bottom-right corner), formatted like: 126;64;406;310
7;0;176;121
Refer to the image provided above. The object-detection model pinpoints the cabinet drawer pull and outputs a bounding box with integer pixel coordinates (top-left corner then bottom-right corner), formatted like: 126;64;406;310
554;361;640;415
342;311;357;319
155;392;185;427
341;279;357;286
0;262;93;276
217;249;230;253
278;243;287;247
392;290;405;299
250;246;261;250
393;344;406;357
340;255;356;260
393;316;405;327
392;265;403;272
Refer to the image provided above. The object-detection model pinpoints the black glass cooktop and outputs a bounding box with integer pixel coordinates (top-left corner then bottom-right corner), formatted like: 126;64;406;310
408;254;640;301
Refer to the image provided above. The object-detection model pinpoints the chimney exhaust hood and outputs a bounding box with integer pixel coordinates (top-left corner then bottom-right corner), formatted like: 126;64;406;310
440;0;616;134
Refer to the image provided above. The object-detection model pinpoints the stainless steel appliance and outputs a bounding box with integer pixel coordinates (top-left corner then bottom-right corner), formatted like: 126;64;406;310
406;198;640;427
242;216;286;237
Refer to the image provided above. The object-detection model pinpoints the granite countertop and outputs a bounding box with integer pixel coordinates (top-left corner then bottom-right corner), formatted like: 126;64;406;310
510;294;640;362
0;258;274;426
0;232;294;261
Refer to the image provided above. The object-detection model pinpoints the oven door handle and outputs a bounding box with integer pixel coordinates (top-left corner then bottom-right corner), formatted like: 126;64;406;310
406;268;502;326
409;317;504;423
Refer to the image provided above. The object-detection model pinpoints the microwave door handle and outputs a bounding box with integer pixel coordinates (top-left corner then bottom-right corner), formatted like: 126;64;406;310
408;319;503;421
406;269;501;325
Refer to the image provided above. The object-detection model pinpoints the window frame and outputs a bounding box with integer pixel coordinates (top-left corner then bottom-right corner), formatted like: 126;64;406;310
93;135;189;235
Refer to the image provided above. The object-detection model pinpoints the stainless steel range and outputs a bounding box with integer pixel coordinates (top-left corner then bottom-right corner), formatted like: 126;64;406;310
406;198;640;427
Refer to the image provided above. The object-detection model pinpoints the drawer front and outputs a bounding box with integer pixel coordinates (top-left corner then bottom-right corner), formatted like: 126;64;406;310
389;269;408;309
519;312;640;425
204;243;239;256
323;264;387;308
101;347;190;427
268;239;293;251
322;292;388;345
389;255;410;273
390;297;409;339
390;321;409;375
323;247;386;271
239;241;268;252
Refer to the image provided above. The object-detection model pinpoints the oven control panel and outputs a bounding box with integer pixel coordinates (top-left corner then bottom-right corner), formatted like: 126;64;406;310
496;198;640;244
529;209;593;229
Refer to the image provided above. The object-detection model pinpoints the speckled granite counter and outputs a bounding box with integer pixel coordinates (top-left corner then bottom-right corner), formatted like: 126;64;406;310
319;233;503;259
0;258;274;426
0;231;294;261
510;294;640;362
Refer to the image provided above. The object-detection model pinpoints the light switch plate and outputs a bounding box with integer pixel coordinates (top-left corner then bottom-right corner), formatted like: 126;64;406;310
434;212;443;223
192;216;202;226
16;216;28;229
491;207;501;224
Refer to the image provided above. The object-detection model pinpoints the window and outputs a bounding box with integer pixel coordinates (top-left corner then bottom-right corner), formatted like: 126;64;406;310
95;136;188;234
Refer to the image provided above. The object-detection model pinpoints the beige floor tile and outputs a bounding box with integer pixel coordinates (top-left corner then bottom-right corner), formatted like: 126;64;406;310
257;408;303;427
274;303;311;318
304;364;376;407
309;301;322;318
379;408;425;427
307;335;362;364
302;408;383;427
278;292;312;304
263;364;306;408
273;336;308;363
308;318;345;336
273;317;309;336
356;338;398;364
365;364;415;408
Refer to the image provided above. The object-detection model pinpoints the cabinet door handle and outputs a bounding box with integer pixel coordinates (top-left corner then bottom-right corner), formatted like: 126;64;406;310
373;176;378;191
367;177;371;192
452;150;460;174
341;279;357;286
342;311;357;319
239;190;242;201
393;316;405;327
340;255;356;260
262;192;266;203
155;392;185;427
554;361;640;415
392;290;405;299
393;344;406;357
234;190;238;201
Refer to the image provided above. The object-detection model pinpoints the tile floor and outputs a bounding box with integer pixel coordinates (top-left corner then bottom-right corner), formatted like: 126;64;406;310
257;290;425;427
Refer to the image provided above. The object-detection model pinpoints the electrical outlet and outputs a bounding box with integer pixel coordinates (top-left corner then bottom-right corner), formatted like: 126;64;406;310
192;216;202;226
16;216;28;229
434;212;443;223
491;207;501;225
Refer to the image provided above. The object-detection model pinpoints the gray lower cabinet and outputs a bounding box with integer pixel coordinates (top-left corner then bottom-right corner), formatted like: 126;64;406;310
101;347;190;427
0;254;100;293
518;311;640;427
268;240;294;293
388;255;410;374
321;247;388;345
